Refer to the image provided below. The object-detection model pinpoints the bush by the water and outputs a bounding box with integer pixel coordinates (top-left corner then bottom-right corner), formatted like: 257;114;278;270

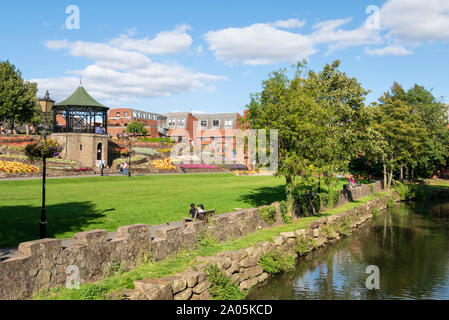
206;264;246;300
258;250;295;275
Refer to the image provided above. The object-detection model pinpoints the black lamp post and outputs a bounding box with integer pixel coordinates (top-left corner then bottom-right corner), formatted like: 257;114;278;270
38;91;55;239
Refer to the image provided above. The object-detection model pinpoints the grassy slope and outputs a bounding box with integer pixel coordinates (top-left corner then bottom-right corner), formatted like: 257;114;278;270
35;191;390;300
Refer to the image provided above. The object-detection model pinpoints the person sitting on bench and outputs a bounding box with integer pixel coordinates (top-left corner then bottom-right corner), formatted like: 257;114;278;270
196;204;206;220
182;203;197;225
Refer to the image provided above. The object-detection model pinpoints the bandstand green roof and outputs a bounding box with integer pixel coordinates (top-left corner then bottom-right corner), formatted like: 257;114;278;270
55;86;108;111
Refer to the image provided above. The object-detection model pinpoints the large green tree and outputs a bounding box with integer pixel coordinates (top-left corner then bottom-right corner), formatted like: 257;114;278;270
245;60;370;214
126;121;149;136
0;61;37;133
372;82;426;186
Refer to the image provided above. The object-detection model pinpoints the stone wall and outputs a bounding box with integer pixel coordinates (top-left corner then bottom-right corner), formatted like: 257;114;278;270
51;133;108;171
118;190;398;300
0;181;382;300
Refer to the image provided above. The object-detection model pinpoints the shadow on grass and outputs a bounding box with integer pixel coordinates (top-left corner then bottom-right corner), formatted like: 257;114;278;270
0;202;111;249
238;185;286;207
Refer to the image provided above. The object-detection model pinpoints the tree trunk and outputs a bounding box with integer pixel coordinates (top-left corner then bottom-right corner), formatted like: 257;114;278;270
400;165;403;181
285;175;295;218
405;166;408;182
25;124;29;135
383;160;387;190
10;118;14;134
388;167;393;188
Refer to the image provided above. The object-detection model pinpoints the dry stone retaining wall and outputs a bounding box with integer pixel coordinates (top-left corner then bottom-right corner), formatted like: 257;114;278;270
119;190;398;300
0;182;381;300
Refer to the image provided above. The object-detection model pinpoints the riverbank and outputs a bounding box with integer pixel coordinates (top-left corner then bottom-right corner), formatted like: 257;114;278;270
33;187;393;300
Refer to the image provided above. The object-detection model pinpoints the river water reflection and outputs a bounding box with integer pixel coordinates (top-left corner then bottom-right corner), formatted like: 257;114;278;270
247;201;449;300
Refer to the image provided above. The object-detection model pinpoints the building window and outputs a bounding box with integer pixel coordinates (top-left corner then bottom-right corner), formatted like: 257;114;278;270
224;120;233;127
178;119;186;126
168;119;176;126
132;112;137;117
212;120;220;127
200;120;207;127
124;112;128;117
80;144;83;151
116;112;121;118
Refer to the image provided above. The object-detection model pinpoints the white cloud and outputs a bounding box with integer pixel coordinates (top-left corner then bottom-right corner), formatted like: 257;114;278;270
204;23;316;65
270;18;306;29
109;25;192;55
310;17;382;53
380;0;449;42
365;45;413;56
196;45;203;54
36;28;224;105
46;39;151;70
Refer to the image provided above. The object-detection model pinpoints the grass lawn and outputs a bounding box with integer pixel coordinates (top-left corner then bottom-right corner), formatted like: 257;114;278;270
0;174;352;248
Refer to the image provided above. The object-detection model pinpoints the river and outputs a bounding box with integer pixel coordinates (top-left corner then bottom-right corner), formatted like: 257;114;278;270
247;200;449;300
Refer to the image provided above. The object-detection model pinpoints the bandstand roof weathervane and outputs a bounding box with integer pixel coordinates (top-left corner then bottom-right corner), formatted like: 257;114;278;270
52;86;109;134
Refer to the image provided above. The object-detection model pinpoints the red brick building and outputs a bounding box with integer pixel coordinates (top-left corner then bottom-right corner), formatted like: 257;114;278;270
107;108;166;137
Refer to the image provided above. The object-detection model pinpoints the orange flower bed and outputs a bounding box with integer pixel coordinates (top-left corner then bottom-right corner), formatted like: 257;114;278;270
0;161;41;174
152;159;176;170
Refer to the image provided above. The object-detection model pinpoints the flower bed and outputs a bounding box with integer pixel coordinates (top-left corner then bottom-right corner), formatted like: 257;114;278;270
152;159;176;170
232;170;259;176
132;147;160;156
0;161;40;174
181;164;219;169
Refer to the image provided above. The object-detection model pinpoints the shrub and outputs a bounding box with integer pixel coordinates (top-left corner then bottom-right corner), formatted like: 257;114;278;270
295;237;313;255
393;182;417;201
258;250;295;275
196;231;218;249
337;218;352;237
79;284;109;300
132;147;160;156
24;139;63;160
259;205;277;225
206;264;246;300
139;137;175;144
279;201;291;224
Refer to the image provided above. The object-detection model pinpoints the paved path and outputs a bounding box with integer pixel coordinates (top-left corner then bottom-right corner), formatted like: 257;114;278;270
0;221;184;262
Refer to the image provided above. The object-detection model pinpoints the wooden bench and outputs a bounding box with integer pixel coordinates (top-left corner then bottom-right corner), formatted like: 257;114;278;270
182;208;216;225
195;208;216;222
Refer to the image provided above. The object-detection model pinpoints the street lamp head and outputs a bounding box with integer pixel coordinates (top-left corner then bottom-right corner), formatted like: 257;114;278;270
38;91;55;114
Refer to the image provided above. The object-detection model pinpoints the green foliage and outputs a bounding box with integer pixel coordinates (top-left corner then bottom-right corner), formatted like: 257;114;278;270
258;250;295;275
196;231;218;249
139;137;176;144
337;218;352;236
0;61;37;132
371;209;379;217
206;264;246;300
132;147;160;156
393;182;417;201
245;60;370;215
259;205;277;225
79;284;109;300
295;237;313;255
126;121;149;136
279;201;291;224
24;139;63;160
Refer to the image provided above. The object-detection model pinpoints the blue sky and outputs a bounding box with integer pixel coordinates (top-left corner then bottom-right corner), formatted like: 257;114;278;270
1;0;448;115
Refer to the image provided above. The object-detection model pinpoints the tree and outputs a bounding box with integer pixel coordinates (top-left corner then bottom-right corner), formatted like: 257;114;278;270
245;60;370;215
0;61;37;133
372;83;426;187
406;84;449;178
126;121;149;136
